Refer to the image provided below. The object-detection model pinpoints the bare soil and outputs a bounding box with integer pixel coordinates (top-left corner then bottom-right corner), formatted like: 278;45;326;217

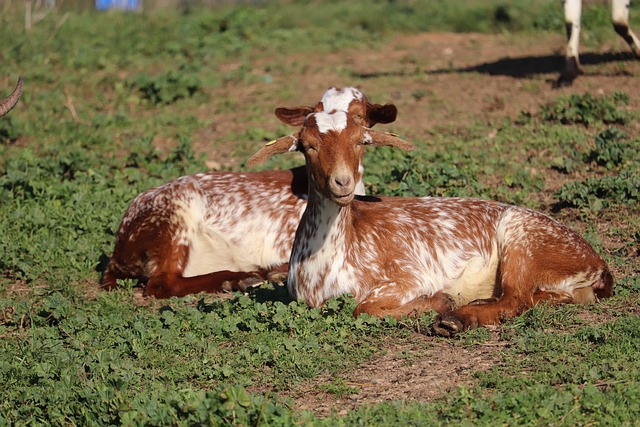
287;331;508;417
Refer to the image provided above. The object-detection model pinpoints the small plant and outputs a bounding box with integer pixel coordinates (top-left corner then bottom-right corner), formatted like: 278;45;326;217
0;116;21;144
319;378;361;397
364;148;485;198
131;70;202;105
555;169;640;210
540;92;631;126
588;127;630;169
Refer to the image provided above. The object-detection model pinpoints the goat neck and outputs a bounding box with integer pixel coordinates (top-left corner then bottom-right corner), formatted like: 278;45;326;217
287;112;365;305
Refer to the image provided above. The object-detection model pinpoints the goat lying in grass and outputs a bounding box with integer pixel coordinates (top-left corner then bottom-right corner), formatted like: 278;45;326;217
101;87;397;298
247;110;613;336
0;77;22;117
560;0;639;85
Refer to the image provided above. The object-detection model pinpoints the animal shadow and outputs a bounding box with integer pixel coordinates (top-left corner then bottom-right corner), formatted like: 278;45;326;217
353;51;637;86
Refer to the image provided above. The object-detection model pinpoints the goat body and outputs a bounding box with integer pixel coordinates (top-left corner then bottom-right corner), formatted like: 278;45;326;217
561;0;639;84
102;87;397;298
102;168;307;297
247;111;613;335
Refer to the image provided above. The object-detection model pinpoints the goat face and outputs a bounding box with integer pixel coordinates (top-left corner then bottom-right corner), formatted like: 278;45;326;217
247;110;415;206
298;112;366;206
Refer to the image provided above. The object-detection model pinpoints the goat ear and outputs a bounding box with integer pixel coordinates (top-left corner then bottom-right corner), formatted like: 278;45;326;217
247;133;300;167
367;103;397;126
364;129;416;151
274;106;314;126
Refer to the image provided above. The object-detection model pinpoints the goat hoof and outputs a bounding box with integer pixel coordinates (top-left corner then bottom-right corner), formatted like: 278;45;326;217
433;314;464;337
266;271;288;283
235;276;265;292
143;285;171;299
469;297;499;306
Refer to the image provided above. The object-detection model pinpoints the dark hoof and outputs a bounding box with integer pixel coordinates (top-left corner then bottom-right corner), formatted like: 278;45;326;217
433;314;464;337
235;276;265;292
555;57;581;88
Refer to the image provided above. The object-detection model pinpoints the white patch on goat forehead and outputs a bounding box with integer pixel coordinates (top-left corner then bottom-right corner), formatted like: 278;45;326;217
321;87;363;112
314;111;348;134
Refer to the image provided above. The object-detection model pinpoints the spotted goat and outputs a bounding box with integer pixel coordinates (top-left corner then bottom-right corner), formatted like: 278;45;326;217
247;110;613;336
101;87;397;298
0;77;23;118
560;0;639;84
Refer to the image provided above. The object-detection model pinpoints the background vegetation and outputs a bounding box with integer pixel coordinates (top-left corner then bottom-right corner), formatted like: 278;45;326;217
1;0;639;425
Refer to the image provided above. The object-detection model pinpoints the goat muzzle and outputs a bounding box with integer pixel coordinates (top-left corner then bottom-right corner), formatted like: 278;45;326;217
328;173;356;206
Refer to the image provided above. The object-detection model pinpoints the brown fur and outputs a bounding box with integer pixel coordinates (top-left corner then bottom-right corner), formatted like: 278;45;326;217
249;111;614;336
102;88;397;298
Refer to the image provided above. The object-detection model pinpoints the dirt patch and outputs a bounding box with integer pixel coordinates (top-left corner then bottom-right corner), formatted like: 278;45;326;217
283;332;507;417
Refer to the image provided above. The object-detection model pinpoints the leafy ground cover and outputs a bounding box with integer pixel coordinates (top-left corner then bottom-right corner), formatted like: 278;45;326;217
1;0;639;425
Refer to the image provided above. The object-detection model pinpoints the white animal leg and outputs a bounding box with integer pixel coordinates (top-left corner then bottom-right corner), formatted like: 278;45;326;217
612;0;640;56
560;0;583;84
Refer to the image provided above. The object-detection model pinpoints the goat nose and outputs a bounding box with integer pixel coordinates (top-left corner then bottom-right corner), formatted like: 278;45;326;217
334;175;352;189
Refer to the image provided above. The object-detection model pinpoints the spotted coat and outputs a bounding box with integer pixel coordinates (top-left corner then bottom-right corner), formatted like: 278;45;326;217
248;111;613;335
102;87;398;298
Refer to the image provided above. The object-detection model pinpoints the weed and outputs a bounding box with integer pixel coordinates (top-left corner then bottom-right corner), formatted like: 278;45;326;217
0;115;21;144
555;169;640;211
540;92;631;126
364;147;486;198
131;70;202;105
319;378;361;398
588;127;633;169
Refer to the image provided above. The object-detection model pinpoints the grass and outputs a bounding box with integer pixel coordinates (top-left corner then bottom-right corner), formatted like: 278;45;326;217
1;0;639;425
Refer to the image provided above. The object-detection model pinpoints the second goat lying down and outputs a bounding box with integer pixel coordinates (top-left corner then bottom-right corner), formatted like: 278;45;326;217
247;111;613;336
101;87;397;298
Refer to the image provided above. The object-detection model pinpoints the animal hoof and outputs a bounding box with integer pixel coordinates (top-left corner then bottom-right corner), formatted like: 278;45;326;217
556;57;581;88
236;276;265;292
433;314;464;337
469;297;499;306
266;271;288;282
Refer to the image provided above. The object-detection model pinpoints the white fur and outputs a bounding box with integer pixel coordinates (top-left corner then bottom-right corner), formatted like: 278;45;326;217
321;87;363;113
315;111;348;134
564;0;639;63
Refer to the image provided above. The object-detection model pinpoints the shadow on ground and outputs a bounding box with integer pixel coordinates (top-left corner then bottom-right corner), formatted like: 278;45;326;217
353;51;637;81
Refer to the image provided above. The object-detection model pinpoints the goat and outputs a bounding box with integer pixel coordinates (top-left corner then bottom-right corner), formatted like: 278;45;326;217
560;0;639;85
0;77;23;118
101;87;397;298
247;111;613;336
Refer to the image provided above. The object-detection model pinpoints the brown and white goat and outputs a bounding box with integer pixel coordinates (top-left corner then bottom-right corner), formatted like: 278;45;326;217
247;111;613;336
0;77;23;118
561;0;639;84
101;87;397;298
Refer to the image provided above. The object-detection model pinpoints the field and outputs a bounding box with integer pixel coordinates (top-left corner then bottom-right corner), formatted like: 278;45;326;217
1;0;640;425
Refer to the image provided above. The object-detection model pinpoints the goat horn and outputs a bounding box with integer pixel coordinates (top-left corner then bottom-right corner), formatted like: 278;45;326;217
0;77;23;118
